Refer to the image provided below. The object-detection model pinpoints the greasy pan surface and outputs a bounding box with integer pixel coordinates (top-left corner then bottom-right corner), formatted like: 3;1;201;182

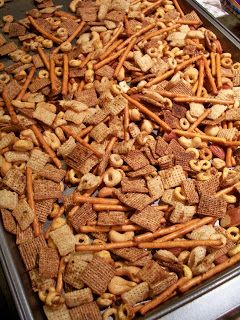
0;0;240;320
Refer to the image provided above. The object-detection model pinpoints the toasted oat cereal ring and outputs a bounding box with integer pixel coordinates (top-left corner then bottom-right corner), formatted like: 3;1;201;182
199;147;212;160
0;73;10;84
20;54;32;64
221;57;232;68
226;227;240;242
0;63;4;71
56;27;68;38
55;67;63;76
232;62;240;71
38;69;49;79
146;47;159;58
199;159;211;171
180;118;190;130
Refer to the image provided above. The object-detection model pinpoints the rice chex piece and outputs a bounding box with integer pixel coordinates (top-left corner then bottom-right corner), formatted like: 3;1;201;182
121;177;148;193
33;106;56;126
159;165;186;189
49;224;76;256
195;174;220;195
1;209;17;234
138;260;170;284
29;78;51;93
217;128;238;141
68;203;96;231
44;304;71;320
89;122;110;143
12;199;35;230
5;80;22;101
0;189;18;210
0;42;17;56
9;23;26;37
127;165;157;178
75;88;98;107
69;302;101;320
147;176;164;200
150;273;178;296
16;225;33;245
58;136;76;158
182;180;199;204
80;256;115;295
170;203;196;223
121;282;149;306
19;235;47;271
35;199;54;223
114;189;153;210
38;164;66;183
33;180;62;200
27;149;49;172
29;268;55;293
225;109;240;121
111;247;149;262
65;288;93;308
104;95;128;115
123;150;149;171
98;211;126;225
39;247;59;278
3;168;26;195
198;194;227;218
130;206;164;232
63;253;88;289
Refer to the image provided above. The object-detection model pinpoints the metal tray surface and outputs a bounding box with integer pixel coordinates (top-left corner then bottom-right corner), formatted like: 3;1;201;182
0;0;240;319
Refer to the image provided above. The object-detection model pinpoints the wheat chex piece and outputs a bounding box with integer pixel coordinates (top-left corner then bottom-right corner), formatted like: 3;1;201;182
80;256;115;295
233;69;240;86
39;247;59;278
114;189;153;210
150;273;178;296
29;77;51;93
113;139;135;154
75;87;98;107
138;260;170;284
121;282;149;306
9;22;26;37
19;235;47;271
225;109;240;121
69;301;101;320
182;179;199;204
64;253;88;289
161;188;184;206
123;150;150;171
195;174;220;195
77;1;98;21
158;154;175;170
33;106;56;126
95;65;114;79
0;42;17;56
159;165;186;190
27;149;49;172
32;54;44;68
0;189;18;210
16;225;34;245
38;164;66;183
33;180;62;200
97;211;127;225
89;122;111;143
1;209;17;234
65;143;93;172
198;194;227;218
5;80;22;101
65;288;93;308
0;33;6;46
105;10;124;22
35;199;54;223
182;10;202;23
175;151;194;171
144;146;158;165
85;108;109;125
58;136;76;158
104;94;128;116
49;224;75;256
130;206;164;232
147;175;164;200
59;19;79;35
29;268;55;292
12;199;35;231
217;128;238;141
111;247;149;262
3;168;26;195
44;304;71;320
121;177;149;193
68;203;96;231
165;139;185;156
172;103;187;119
170;203;196;224
163;110;180;129
166;79;193;96
79;154;99;175
127;165;157;178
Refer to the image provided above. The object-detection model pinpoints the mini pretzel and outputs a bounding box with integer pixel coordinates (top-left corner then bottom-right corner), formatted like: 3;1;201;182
203;56;218;95
75;241;135;252
16;66;35;100
174;96;234;105
188;109;211;132
37;47;50;70
61;54;68;96
216;53;222;90
196;59;204;97
138;239;223;249
114;37;137;78
2;88;19;124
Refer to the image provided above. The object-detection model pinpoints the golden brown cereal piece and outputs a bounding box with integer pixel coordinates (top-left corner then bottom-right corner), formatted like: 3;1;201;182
0;42;18;56
3;168;26;195
12;199;35;231
0;189;18;210
114;189;153;211
38;164;66;183
65;288;93;308
123;150;150;171
130;206;164;232
182;180;199;204
121;282;149;306
69;302;102;320
1;209;17;234
49;224;76;257
121;177;149;193
27;149;50;172
197;194;227;218
39;247;59;279
43;304;71;320
33;180;62;200
68;203;97;231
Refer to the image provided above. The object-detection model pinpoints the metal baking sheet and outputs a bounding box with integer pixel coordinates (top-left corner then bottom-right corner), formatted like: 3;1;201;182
0;0;240;319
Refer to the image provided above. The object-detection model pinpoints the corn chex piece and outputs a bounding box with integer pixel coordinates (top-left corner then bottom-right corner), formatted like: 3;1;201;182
27;149;49;172
80;256;115;295
159;165;186;189
123;150;150;171
68;203;96;231
114;189;153;210
12;199;35;231
104;94;128;115
5;151;29;162
49;224;75;256
182;180;199;204
198;194;227;218
65;288;93;308
97;211;126;225
39;247;59;278
147;175;164;200
33;179;62;200
208;104;227;120
3;168;26;195
0;189;18;210
43;304;71;320
33;106;56;126
121;177;149;193
1;209;17;234
130;206;164;232
69;302;101;320
121;282;149;306
170;203;196;224
63;253;88;289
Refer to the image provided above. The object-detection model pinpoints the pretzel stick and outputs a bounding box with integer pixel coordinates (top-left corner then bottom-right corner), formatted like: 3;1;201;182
117;23;156;50
104;25;124;50
225;140;240;147
138;239;222;249
49;55;57;93
26;167;40;237
74;194;121;205
188;109;211;132
28;16;62;44
179;252;240;293
156;89;186;98
140;277;188;315
123;94;171;131
2;88;19;125
175;55;203;72
31;124;62;168
203;56;218;95
37;47;50;70
196;59;204;97
172;0;184;16
155;217;214;242
210;52;216;76
78;125;94;138
76;241;135;252
124;104;130;141
56;257;66;293
62;54;69;96
16;66;35;100
192;80;199;95
94;48;125;70
114;37;137;78
60;125;103;158
55;10;78;19
80;225;142;233
216;53;222;90
93;204;130;211
80;52;93;69
66;21;86;43
173;129;226;144
174;96;234;105
140;24;180;42
215;182;240;197
77;79;85;92
142;0;163;15
100;39;123;60
145;69;175;88
226;122;233;167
